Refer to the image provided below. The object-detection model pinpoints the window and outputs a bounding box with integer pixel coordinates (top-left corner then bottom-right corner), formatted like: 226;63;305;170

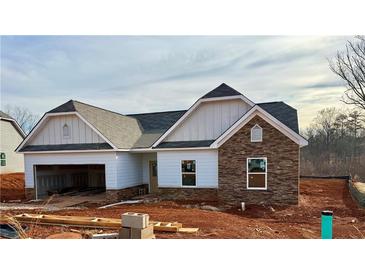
251;124;262;142
0;152;6;166
63;124;70;138
181;160;196;186
247;157;267;190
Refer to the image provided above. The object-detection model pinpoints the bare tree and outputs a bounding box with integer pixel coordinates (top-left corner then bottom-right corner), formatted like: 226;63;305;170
329;36;365;110
3;105;39;134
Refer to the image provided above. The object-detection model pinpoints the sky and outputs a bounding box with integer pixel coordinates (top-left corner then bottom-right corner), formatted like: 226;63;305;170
0;36;352;129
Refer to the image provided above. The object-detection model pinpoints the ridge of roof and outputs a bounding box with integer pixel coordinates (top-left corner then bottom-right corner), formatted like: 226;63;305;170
127;109;187;116
201;83;243;99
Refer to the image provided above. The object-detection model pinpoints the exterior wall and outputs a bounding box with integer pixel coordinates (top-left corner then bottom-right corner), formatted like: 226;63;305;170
105;185;148;203
0;120;24;173
24;152;119;190
24;152;145;193
157;188;218;202
166;99;250;141
218;115;300;207
141;153;157;184
157;150;218;188
28;114;104;145
115;152;143;189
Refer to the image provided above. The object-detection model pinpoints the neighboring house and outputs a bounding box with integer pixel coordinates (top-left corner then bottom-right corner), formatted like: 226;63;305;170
0;111;26;174
16;84;308;206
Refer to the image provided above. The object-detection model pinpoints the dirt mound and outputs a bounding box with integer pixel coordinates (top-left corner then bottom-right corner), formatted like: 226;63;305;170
0;173;25;201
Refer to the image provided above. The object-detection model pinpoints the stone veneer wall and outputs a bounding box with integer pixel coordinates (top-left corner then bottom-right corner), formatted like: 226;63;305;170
25;188;36;200
218;115;300;207
157;188;218;202
105;184;148;203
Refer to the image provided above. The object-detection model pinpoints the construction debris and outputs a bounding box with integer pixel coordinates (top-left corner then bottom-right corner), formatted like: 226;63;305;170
120;212;155;239
12;213;199;234
91;233;119;239
98;200;144;209
46;232;83;239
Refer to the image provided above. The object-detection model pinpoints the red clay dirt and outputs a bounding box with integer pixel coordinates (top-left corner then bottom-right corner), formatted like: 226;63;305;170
0;173;25;202
1;178;364;239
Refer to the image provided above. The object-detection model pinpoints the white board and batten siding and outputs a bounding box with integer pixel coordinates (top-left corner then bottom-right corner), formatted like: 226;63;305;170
157;150;218;188
115;152;143;189
165;99;250;142
28;114;104;145
24;152;144;190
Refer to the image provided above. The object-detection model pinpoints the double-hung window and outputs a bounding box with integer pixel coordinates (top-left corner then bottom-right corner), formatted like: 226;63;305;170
181;160;196;186
247;157;267;190
0;152;6;166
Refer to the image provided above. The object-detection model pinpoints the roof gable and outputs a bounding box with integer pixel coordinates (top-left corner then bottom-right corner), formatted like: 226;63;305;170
0;110;26;138
201;83;242;98
48;100;143;149
258;102;299;134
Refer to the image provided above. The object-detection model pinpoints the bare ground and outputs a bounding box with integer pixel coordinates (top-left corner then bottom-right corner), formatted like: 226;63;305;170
0;173;25;202
1;177;364;239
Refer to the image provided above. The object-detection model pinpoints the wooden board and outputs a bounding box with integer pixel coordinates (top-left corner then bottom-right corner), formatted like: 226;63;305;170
13;213;197;233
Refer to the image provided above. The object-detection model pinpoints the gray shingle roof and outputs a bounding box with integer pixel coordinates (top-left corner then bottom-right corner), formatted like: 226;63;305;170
127;110;186;148
48;100;143;149
155;140;215;148
201;83;243;99
20;143;112;152
31;85;299;150
128;110;186;132
257;102;299;134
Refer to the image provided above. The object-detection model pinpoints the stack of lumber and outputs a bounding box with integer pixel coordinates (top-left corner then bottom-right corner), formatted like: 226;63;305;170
13;213;199;234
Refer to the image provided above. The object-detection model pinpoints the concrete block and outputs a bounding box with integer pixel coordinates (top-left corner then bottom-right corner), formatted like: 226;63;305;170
119;227;131;239
130;224;154;239
122;212;149;229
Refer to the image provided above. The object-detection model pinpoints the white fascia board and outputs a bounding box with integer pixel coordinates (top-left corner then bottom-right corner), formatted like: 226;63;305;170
130;147;215;153
20;149;119;154
1;117;26;138
16;111;118;152
211;106;308;148
151;95;255;148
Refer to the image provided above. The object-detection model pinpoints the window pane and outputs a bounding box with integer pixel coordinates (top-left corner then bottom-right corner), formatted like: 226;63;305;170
248;158;266;172
1;160;6;166
0;153;5;159
248;174;266;188
181;160;195;172
182;173;196;186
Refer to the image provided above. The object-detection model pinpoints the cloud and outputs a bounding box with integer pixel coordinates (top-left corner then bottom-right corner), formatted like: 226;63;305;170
0;35;351;129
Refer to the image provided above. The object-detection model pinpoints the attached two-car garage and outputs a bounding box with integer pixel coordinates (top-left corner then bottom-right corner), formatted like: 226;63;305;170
34;164;106;198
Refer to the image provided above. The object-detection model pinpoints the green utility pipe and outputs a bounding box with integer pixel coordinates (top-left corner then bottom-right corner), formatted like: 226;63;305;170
321;210;333;239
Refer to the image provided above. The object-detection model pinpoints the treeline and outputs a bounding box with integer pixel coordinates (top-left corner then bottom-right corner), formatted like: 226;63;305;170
301;107;365;181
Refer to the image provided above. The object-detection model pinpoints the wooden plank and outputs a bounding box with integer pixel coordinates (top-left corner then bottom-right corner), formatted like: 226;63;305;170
178;228;199;233
13;213;194;233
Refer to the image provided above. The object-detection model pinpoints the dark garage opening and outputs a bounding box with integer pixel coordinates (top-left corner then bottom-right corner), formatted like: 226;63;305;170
35;164;106;199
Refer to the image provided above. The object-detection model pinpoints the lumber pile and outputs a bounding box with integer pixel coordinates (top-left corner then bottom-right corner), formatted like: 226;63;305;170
13;213;199;234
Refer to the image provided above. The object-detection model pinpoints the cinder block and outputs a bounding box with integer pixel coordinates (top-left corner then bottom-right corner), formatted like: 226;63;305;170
119;227;131;239
122;212;149;229
130;224;154;239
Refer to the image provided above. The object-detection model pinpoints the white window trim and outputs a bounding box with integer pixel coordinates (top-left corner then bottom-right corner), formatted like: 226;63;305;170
251;124;262;142
181;160;197;188
246;157;267;190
